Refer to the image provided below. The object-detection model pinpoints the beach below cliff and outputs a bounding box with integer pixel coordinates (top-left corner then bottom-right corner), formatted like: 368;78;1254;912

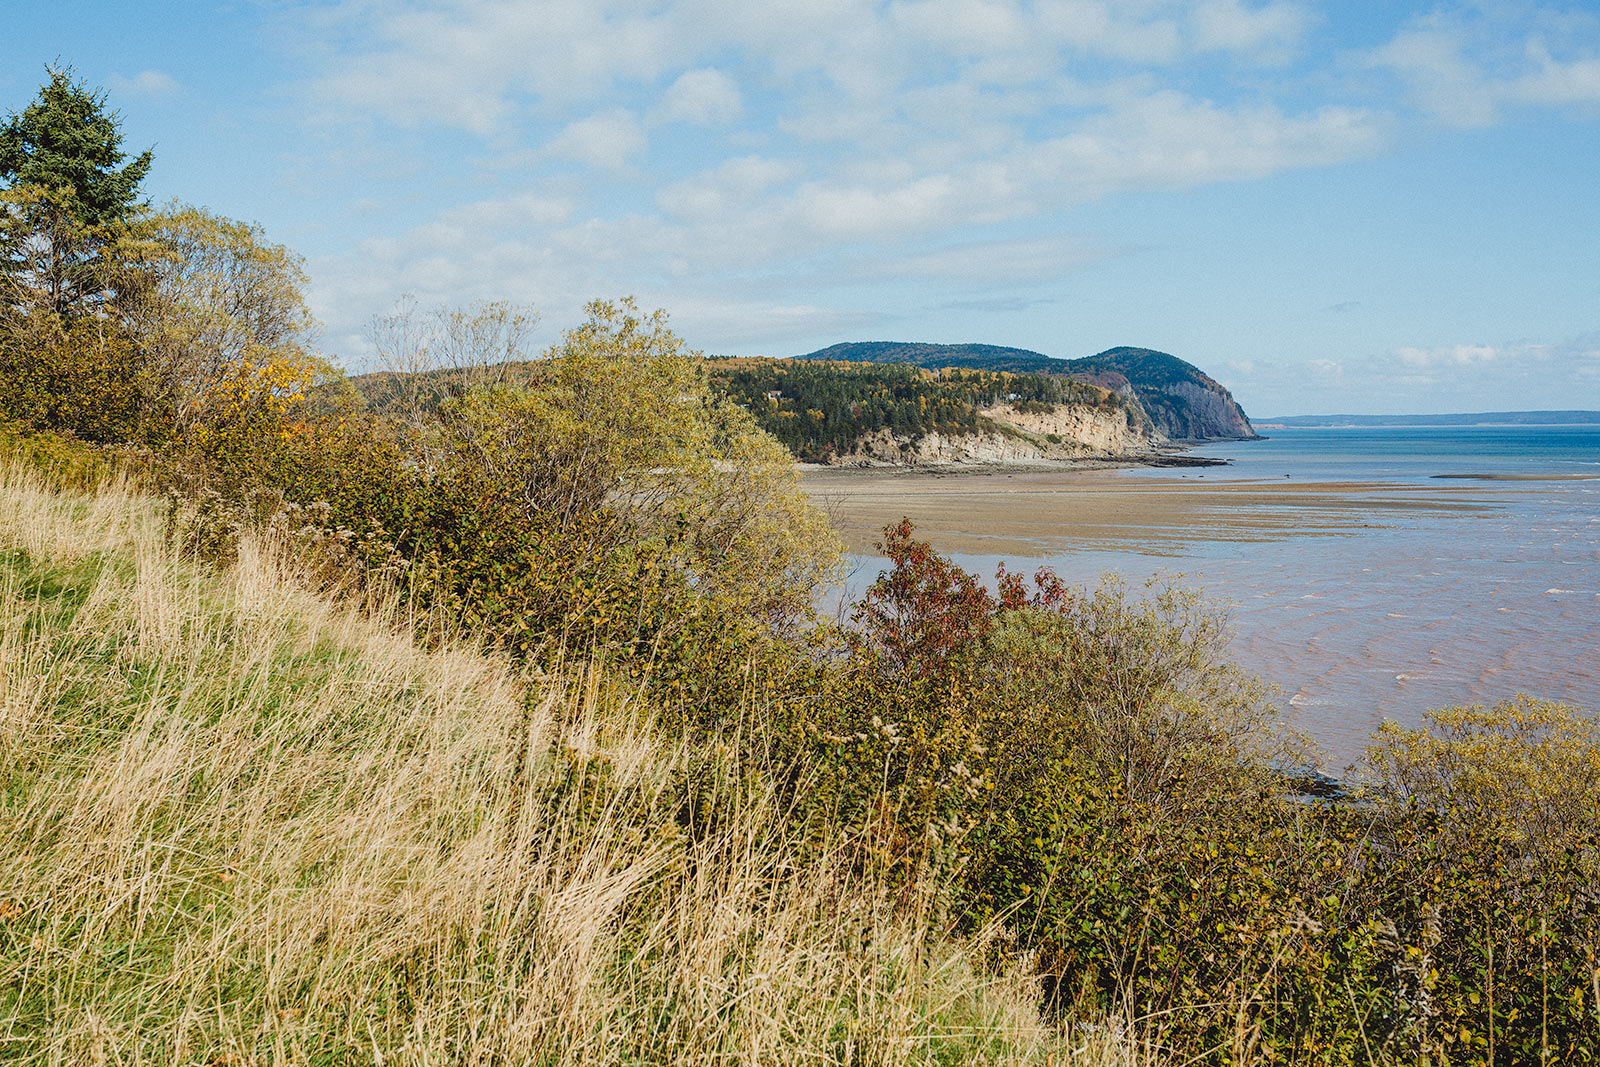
800;464;1496;556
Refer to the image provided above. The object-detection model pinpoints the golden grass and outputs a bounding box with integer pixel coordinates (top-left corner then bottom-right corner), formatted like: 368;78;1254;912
0;462;1144;1065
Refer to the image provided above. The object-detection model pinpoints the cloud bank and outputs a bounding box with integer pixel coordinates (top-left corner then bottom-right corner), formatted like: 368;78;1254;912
274;0;1600;414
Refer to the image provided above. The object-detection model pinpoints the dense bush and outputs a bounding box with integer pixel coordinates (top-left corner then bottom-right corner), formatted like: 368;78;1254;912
0;418;117;489
1345;699;1600;1064
785;524;1292;1026
785;525;1600;1064
0;313;149;442
152;298;844;751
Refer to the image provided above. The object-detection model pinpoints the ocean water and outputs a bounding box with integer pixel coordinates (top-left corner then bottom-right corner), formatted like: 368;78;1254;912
850;426;1600;772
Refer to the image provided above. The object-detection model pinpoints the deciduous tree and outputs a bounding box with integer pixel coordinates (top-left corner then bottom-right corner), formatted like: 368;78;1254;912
367;296;539;423
428;297;841;625
124;204;323;440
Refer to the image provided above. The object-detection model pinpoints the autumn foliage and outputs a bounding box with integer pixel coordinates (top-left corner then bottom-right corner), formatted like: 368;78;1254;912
6;68;1600;1067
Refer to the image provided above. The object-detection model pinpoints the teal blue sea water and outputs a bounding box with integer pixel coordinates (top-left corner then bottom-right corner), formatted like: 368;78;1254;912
1185;424;1600;482
852;426;1600;771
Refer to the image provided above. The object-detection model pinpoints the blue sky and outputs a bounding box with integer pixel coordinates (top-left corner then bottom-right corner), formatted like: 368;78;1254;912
7;0;1599;415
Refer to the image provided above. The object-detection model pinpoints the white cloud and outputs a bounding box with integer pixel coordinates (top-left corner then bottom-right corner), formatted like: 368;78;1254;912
656;156;797;221
886;235;1127;284
1371;21;1498;128
1377;337;1600;408
889;0;1029;56
672;90;1384;263
306;74;1389;355
658;68;743;125
1393;344;1501;368
1033;1;1182;64
791;174;964;239
665;298;892;349
1026;92;1384;196
303;0;691;133
1510;42;1600;107
1232;336;1600;416
294;0;1289;142
108;70;180;97
1371;10;1600;127
438;193;576;230
544;110;645;170
1191;0;1313;62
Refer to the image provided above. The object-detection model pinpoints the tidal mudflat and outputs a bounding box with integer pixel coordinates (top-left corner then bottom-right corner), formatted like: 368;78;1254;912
801;465;1497;557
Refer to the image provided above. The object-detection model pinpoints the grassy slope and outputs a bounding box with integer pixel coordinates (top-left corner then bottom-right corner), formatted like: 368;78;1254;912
0;463;1141;1065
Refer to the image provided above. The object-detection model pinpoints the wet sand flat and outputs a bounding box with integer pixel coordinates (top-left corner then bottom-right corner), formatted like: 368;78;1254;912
801;466;1503;556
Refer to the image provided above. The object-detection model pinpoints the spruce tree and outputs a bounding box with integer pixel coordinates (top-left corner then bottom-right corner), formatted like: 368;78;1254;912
1;65;151;226
1;65;153;318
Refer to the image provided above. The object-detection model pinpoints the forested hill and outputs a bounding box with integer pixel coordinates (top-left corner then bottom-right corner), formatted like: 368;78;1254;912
796;342;1259;442
706;358;1146;464
800;341;1067;376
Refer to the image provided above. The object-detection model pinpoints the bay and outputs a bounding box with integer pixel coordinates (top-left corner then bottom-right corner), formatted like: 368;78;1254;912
822;425;1600;771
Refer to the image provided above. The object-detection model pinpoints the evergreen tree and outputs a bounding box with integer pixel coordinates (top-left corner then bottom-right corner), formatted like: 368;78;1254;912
1;65;153;319
1;65;151;226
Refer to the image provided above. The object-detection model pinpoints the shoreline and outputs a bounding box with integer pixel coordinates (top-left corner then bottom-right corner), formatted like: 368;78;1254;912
799;464;1500;557
796;447;1233;480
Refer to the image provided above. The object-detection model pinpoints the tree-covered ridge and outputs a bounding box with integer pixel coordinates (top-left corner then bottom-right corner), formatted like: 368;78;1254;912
800;340;1069;376
1073;345;1203;386
792;341;1260;442
707;357;1134;462
796;339;1220;387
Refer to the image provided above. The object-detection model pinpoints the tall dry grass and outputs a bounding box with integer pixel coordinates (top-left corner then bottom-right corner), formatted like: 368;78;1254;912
0;462;1144;1065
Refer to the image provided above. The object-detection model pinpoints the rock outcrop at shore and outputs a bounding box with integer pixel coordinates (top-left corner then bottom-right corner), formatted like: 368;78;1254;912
979;400;1157;454
835;400;1159;466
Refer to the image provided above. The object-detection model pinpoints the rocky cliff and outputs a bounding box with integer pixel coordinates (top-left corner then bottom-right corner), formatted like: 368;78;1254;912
981;400;1163;453
835;400;1158;466
1068;348;1258;442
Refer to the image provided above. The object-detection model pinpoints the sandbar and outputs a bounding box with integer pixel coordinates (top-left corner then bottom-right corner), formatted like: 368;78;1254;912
800;466;1501;556
1432;473;1599;481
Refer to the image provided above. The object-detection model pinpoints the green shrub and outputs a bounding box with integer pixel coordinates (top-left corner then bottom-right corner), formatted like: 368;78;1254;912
0;419;117;490
795;520;1323;1049
1345;699;1600;1064
0;315;151;443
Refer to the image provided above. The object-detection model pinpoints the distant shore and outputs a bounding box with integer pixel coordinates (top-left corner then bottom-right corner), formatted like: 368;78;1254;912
1261;410;1600;428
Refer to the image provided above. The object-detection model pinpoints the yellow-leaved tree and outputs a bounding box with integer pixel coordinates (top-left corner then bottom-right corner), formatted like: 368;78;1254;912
1367;695;1600;856
427;297;841;628
122;204;332;476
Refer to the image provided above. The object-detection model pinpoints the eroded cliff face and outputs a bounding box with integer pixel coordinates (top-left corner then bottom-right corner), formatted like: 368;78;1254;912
1068;349;1257;442
832;401;1158;466
1140;380;1256;441
979;402;1162;454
